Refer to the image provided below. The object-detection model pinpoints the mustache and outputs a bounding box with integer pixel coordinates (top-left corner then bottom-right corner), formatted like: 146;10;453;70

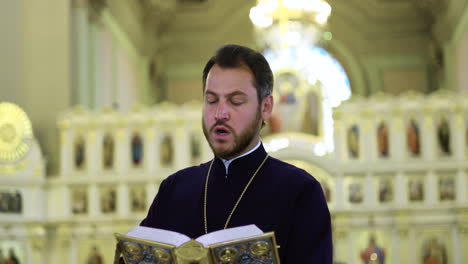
210;121;234;133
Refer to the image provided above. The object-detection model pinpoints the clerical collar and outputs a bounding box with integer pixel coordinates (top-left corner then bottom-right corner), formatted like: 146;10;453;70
219;141;261;176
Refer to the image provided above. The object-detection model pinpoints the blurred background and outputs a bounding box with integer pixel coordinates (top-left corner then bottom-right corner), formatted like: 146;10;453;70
1;0;468;263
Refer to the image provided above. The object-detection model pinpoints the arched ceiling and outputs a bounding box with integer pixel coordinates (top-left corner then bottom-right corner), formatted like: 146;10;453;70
106;0;466;96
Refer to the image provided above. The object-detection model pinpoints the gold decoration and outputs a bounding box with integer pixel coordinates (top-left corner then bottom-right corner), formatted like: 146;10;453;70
124;242;142;255
0;102;33;163
250;241;270;256
153;248;171;263
175;240;209;264
218;247;238;263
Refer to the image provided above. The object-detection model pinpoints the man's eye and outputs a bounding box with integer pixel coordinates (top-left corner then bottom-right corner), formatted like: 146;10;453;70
205;97;217;104
231;97;245;105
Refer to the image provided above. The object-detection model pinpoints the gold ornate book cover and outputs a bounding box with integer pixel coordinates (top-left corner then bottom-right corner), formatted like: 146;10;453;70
114;225;280;264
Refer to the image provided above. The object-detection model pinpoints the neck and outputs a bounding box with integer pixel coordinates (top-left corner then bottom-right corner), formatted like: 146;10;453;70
221;140;261;162
219;141;261;176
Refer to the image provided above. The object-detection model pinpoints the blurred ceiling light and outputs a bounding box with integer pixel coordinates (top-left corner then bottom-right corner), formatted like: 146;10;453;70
249;0;332;49
249;0;331;28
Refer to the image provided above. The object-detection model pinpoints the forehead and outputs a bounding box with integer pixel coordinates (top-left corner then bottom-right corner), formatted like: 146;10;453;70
205;64;257;95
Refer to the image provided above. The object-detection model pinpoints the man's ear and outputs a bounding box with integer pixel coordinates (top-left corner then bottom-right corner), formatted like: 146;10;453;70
261;95;274;121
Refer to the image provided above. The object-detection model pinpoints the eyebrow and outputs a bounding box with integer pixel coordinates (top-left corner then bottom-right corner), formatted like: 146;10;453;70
204;90;247;98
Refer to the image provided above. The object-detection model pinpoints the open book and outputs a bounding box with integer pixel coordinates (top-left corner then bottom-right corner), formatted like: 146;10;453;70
115;224;280;264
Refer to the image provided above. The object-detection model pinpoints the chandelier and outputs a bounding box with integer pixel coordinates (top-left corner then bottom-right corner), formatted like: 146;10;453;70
249;0;332;50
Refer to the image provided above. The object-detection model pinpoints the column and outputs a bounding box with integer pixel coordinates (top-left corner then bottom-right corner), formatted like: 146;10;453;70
153;123;163;172
87;125;99;173
71;0;92;106
358;120;366;162
333;120;345;162
347;229;356;264
95;128;104;172
366;118;377;161
396;225;410;264
390;110;404;162
70;236;78;264
89;184;100;217
88;23;101;109
27;236;46;264
145;123;157;173
391;227;399;264
58;122;72;175
453;225;462;264
422;109;436;161
456;170;467;205
115;125;129;172
118;183;129;217
334;174;345;210
394;172;408;207
63;186;71;218
22;186;34;219
453;110;466;160
30;186;46;219
408;228;416;264
333;228;348;264
174;118;190;170
425;170;438;206
364;173;377;207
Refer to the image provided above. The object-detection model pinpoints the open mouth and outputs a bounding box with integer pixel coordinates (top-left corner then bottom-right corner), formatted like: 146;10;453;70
213;125;231;137
215;127;229;135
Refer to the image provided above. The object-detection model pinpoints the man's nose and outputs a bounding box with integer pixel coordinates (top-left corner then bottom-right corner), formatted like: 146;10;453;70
215;101;230;121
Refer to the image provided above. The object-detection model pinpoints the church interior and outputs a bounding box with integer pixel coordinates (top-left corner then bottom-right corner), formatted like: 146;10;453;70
1;0;468;263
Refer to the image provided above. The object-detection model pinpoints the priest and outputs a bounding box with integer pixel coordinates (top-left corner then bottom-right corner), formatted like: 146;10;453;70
141;44;332;263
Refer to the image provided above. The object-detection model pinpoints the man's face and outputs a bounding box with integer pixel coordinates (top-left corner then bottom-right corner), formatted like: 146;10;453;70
202;64;272;159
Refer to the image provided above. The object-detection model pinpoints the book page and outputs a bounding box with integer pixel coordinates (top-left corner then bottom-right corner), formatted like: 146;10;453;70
196;224;263;247
126;226;191;247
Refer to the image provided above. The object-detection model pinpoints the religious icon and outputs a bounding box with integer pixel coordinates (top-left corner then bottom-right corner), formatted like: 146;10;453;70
100;187;117;214
408;178;424;202
0;190;22;213
377;122;389;158
102;133;114;169
131;133;144;167
0;248;5;264
269;70;323;136
0;192;7;213
276;71;299;106
4;248;21;264
130;185;147;213
422;237;447;264
347;125;360;159
74;134;86;170
71;188;88;214
465;119;468;157
378;179;393;203
300;91;320;136
349;182;363;203
360;235;385;264
160;134;174;167
437;118;451;156
86;246;104;264
439;177;455;201
407;120;420;157
190;133;201;165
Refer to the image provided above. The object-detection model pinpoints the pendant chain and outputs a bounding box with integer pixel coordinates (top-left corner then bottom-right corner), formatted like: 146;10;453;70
203;154;269;234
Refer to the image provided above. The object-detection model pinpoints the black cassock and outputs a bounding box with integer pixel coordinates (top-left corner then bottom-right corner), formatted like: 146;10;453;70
141;144;332;263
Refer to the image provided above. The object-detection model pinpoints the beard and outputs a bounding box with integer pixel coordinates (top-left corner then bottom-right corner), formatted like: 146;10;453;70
203;108;262;160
